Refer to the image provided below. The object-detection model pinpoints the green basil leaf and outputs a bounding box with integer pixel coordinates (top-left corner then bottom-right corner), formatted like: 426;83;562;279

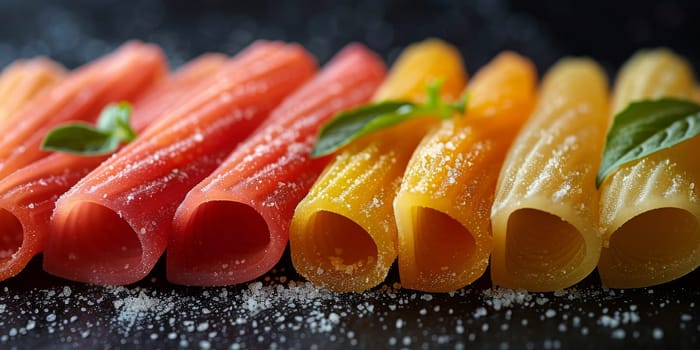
310;101;415;157
41;124;120;155
113;113;137;142
41;102;137;156
597;98;700;187
353;104;438;137
425;80;443;108
311;80;469;158
426;80;469;115
96;102;132;132
450;91;470;115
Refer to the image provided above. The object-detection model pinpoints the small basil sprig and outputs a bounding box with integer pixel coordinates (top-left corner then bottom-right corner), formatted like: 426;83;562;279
41;102;137;156
310;81;468;158
596;98;700;187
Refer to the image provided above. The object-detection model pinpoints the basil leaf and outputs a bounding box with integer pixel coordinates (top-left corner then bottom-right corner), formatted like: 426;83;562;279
113;113;137;142
597;98;700;187
41;102;137;156
96;102;132;132
41;124;120;155
310;101;415;157
425;80;443;108
426;80;469;115
311;81;468;158
450;91;470;115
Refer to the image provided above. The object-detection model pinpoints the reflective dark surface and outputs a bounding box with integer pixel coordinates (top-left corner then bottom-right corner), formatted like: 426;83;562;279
1;1;699;349
2;252;699;349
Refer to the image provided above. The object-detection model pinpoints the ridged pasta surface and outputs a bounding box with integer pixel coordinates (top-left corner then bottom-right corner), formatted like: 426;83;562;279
598;49;700;288
395;52;536;292
290;39;467;292
491;59;609;291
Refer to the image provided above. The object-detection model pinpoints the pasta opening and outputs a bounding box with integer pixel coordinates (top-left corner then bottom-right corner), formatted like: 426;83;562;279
608;208;700;270
308;211;378;275
412;207;476;276
505;208;585;278
0;208;23;262
59;202;142;271
184;201;271;268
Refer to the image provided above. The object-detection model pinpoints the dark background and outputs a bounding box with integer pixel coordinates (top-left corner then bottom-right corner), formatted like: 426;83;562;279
1;0;700;78
1;1;699;349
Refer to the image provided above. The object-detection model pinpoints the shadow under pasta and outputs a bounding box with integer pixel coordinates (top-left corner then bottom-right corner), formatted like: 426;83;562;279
0;208;23;263
505;208;585;279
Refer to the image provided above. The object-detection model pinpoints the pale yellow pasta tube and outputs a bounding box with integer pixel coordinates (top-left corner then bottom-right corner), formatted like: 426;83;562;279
598;49;700;288
490;59;609;292
290;39;467;292
395;52;537;292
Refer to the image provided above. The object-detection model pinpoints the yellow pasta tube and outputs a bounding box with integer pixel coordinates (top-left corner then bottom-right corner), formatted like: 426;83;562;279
290;39;467;292
395;52;536;292
609;49;695;112
598;49;700;288
0;58;66;125
693;86;700;103
490;59;609;292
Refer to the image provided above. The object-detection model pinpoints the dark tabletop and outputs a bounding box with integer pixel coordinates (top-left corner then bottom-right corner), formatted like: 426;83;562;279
1;0;699;349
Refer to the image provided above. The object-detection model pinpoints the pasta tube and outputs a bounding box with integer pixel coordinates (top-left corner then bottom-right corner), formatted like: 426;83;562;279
44;42;316;285
0;42;167;179
395;52;536;292
598;49;700;288
490;58;609;291
0;54;225;282
0;57;66;126
168;44;385;286
290;39;467;292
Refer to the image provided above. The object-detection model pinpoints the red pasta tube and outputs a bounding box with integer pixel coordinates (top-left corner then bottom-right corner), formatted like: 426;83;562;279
43;42;316;285
168;44;386;286
0;41;167;179
0;54;226;281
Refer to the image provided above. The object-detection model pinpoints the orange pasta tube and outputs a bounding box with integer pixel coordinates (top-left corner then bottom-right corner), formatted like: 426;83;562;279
290;39;467;292
395;52;536;292
598;49;700;288
490;59;609;291
0;58;66;125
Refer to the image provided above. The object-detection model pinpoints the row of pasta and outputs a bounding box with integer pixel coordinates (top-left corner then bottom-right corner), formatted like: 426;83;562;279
0;39;698;293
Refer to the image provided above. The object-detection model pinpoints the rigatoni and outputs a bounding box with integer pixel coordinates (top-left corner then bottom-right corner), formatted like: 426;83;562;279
395;52;536;292
0;58;66;125
290;39;467;292
598;49;700;288
43;42;316;285
0;42;167;179
608;50;695;113
0;54;225;282
168;44;386;286
490;59;609;291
